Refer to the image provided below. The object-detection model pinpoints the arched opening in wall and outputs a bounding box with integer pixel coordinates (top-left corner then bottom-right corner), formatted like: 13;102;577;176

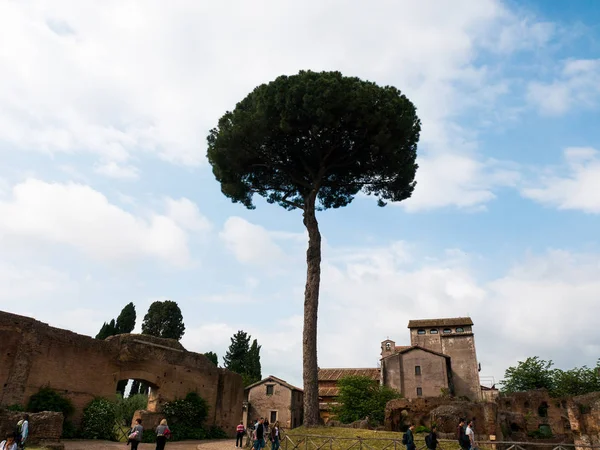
510;422;523;433
538;401;549;418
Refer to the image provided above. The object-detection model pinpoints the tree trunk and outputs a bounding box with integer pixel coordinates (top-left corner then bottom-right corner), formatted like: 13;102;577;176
302;192;322;427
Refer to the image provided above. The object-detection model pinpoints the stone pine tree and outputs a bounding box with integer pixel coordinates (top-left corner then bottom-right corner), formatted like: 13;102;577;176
141;300;186;341
207;70;420;425
115;302;136;334
223;331;251;375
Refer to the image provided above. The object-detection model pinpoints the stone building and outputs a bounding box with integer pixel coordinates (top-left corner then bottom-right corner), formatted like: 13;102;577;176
244;375;304;429
316;317;484;421
318;368;380;421
381;317;482;401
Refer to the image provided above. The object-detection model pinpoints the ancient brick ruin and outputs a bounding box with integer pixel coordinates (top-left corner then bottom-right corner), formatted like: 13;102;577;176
0;410;64;445
0;310;244;436
385;389;600;448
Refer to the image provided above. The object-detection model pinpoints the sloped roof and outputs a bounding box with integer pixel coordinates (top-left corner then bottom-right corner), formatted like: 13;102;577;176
318;387;339;397
407;317;473;328
386;345;450;360
317;368;380;381
245;375;303;392
394;345;411;352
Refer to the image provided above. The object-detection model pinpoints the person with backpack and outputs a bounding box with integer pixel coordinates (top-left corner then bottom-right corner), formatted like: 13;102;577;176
127;418;143;450
425;425;438;450
0;433;18;450
402;424;416;450
15;415;29;450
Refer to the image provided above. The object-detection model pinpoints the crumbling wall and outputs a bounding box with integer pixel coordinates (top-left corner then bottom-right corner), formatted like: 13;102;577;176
0;410;64;444
0;310;243;436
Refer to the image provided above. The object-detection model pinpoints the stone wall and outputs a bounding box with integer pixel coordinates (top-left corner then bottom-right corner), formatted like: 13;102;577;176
246;380;303;429
385;389;600;448
0;310;244;437
0;410;64;444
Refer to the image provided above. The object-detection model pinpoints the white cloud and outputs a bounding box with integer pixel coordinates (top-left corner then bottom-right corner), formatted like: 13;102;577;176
0;178;207;265
522;147;600;213
400;154;520;211
94;161;140;180
219;217;285;266
0;0;553;207
165;197;212;233
527;59;600;115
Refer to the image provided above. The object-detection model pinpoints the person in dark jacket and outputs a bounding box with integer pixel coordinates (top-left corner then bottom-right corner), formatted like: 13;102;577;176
457;419;469;450
254;418;265;450
426;425;438;450
405;424;416;450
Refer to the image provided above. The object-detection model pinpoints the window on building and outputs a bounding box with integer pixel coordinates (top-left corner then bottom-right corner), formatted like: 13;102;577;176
415;365;421;376
443;328;452;334
417;387;423;397
430;329;438;334
266;385;274;395
385;342;391;350
270;411;278;423
417;329;426;335
456;327;464;333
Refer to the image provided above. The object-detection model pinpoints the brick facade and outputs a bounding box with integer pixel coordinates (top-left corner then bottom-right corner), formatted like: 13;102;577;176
0;310;244;436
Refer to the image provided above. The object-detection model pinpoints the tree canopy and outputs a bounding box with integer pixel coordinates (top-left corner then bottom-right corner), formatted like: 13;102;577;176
141;300;186;341
500;356;600;397
223;331;262;385
115;302;136;334
204;351;219;366
207;70;420;425
333;375;401;425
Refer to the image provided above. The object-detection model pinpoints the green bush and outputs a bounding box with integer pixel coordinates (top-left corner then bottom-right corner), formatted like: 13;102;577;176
27;386;74;417
161;392;210;441
141;429;156;443
6;404;24;412
414;426;430;434
61;420;79;439
81;398;117;440
114;394;148;425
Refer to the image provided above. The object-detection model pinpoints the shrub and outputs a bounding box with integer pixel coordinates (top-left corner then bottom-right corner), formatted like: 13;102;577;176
161;392;209;441
6;404;24;412
61;420;79;439
414;426;430;434
206;426;228;439
114;394;148;426
141;429;156;443
81;398;117;441
27;386;74;417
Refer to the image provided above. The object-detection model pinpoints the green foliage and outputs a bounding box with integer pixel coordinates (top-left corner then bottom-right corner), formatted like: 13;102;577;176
27;386;74;417
206;426;228;439
501;357;600;397
116;302;137;334
223;331;262;386
141;429;157;443
414;426;430;434
528;425;553;439
81;398;117;440
114;394;148;426
96;319;117;340
207;70;421;212
333;375;401;425
204;351;219;366
142;300;186;340
161;392;210;441
500;357;554;393
246;339;262;385
6;404;24;411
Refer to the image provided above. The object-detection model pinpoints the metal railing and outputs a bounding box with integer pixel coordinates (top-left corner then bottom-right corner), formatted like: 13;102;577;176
282;435;600;450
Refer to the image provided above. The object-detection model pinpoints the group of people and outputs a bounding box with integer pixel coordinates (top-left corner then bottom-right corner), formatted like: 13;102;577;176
236;418;282;450
403;418;476;450
0;415;29;450
126;418;171;450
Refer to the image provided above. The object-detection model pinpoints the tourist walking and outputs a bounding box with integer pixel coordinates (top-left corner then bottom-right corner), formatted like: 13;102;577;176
155;419;171;450
128;418;143;450
0;433;18;450
236;421;245;448
457;419;469;450
425;425;438;450
253;418;265;450
466;420;475;450
269;421;280;450
403;424;416;450
15;415;29;450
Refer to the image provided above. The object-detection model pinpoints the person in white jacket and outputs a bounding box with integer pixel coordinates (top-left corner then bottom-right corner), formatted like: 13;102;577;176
16;415;29;450
0;433;18;450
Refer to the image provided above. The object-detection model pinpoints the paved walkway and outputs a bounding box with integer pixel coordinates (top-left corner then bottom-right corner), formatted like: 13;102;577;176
63;439;237;450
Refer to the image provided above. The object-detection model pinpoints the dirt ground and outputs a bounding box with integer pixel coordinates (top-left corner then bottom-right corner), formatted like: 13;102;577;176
63;439;237;450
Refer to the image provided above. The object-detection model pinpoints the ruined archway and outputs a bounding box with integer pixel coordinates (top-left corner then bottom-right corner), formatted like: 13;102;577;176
114;370;161;412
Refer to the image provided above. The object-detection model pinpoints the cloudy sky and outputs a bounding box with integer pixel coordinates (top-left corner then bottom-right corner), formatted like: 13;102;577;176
1;0;599;389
